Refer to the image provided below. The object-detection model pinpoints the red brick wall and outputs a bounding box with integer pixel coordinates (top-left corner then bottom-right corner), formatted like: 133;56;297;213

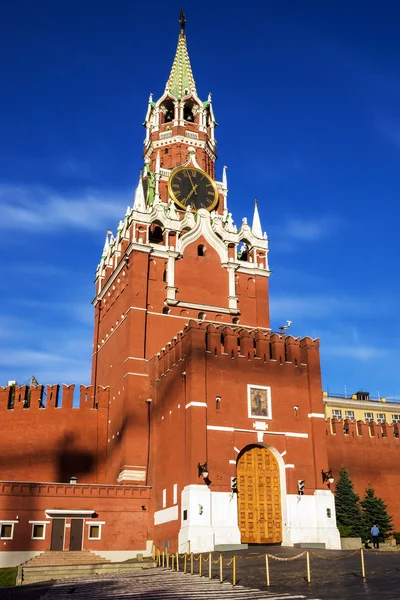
326;419;400;529
0;385;109;484
0;482;152;553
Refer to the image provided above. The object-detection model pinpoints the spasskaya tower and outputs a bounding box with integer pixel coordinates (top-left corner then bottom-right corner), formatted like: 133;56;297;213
91;11;271;485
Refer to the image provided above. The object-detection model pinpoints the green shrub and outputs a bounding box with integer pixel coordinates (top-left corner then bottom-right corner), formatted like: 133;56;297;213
338;525;354;538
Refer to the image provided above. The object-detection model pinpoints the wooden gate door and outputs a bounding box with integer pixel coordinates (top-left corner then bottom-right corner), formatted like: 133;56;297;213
69;519;83;551
50;519;65;550
237;446;282;544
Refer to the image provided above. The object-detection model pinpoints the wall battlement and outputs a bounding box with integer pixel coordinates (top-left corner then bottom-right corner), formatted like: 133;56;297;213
153;319;320;379
0;384;109;411
326;417;400;442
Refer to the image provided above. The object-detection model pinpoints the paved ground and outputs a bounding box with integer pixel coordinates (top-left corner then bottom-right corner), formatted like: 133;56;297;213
1;546;400;599
29;569;321;599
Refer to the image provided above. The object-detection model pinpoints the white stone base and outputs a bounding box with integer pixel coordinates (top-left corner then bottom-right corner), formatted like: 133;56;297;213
178;485;340;552
97;541;153;562
178;485;242;553
0;551;43;568
283;490;341;549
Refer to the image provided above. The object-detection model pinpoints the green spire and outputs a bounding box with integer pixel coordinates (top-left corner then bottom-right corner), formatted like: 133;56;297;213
166;11;197;100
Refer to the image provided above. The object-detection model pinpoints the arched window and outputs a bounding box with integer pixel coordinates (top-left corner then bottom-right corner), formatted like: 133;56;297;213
162;307;170;315
198;312;206;321
184;100;195;123
161;99;174;123
149;224;164;244
247;278;256;297
232;317;240;325
197;244;206;257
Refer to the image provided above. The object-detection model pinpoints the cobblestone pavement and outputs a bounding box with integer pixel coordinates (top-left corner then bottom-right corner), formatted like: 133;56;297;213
2;546;400;599
37;569;318;599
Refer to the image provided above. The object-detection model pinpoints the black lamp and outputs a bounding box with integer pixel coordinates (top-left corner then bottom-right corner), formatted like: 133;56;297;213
321;469;334;487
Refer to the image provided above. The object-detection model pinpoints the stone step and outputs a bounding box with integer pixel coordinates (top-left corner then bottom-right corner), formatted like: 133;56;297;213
22;561;157;585
22;550;111;567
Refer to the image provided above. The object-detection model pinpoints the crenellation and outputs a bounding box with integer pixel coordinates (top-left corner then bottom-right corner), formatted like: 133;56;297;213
326;417;400;443
29;385;45;409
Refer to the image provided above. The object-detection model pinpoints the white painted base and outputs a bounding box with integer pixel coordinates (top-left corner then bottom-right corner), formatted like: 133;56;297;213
0;551;43;568
178;485;242;553
97;544;153;562
283;490;341;549
178;486;340;552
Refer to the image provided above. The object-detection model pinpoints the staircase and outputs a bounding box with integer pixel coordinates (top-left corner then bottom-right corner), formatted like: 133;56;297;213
19;551;156;585
22;550;110;568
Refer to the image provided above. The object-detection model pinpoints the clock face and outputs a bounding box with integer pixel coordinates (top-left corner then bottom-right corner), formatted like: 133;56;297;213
168;167;219;211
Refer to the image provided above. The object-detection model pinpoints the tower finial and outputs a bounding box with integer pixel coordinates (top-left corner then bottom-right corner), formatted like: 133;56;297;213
179;9;186;35
252;198;263;238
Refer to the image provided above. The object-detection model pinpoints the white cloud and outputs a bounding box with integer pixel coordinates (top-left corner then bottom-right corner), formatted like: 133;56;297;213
270;294;373;320
324;344;386;361
281;216;342;241
0;184;130;231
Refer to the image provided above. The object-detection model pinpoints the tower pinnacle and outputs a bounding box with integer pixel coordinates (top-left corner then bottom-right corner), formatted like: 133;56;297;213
179;8;186;34
166;10;196;99
252;198;263;238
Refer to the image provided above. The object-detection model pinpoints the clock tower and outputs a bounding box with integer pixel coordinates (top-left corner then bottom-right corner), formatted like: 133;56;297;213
91;12;271;485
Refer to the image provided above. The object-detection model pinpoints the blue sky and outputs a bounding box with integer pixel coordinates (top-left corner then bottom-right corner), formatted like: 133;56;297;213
1;1;400;398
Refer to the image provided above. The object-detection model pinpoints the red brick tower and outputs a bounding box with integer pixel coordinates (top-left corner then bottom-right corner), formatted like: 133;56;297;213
91;12;271;485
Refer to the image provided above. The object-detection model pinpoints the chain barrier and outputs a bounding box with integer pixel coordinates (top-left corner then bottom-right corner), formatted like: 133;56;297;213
309;548;360;561
267;551;306;561
156;546;369;584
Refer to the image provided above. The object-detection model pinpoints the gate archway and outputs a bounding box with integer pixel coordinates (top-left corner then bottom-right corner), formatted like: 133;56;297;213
237;445;282;544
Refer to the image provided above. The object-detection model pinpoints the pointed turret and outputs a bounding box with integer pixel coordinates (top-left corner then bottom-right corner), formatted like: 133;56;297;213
165;10;197;99
133;176;146;212
252;198;263;238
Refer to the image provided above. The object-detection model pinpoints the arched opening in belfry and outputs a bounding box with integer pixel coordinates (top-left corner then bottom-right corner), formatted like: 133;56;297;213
149;223;164;244
161;99;175;123
184;100;195;123
238;242;249;262
197;244;206;257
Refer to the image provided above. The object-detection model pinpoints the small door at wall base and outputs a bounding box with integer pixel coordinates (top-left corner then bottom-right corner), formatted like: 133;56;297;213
50;519;65;551
70;519;84;551
237;446;282;544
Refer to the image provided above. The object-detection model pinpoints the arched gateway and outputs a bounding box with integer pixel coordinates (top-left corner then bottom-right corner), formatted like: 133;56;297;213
237;445;282;544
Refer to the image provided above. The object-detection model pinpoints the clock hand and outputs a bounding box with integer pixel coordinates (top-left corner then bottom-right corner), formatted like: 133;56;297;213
186;170;197;193
183;185;198;203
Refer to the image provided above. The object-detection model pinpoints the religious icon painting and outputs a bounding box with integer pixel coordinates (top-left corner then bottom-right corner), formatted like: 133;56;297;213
247;385;272;420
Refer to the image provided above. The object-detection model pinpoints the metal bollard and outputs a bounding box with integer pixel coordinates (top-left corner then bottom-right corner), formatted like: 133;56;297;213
199;553;203;577
361;548;366;579
190;552;194;575
171;554;175;571
209;552;212;579
232;555;236;586
265;554;270;586
306;551;311;584
219;554;223;583
167;551;169;569
184;553;187;574
176;552;179;572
